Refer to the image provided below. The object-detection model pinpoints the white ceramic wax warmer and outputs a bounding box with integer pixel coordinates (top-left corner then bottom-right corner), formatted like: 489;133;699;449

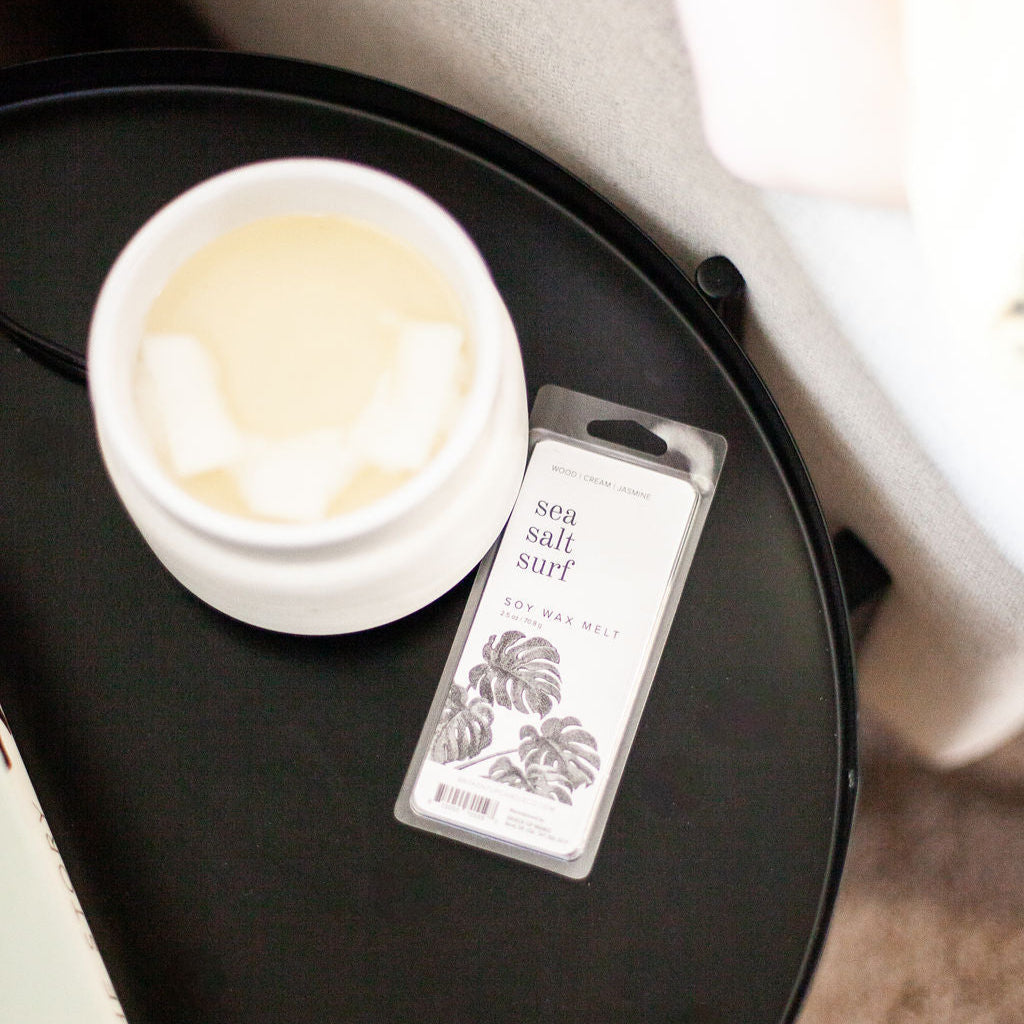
88;158;528;634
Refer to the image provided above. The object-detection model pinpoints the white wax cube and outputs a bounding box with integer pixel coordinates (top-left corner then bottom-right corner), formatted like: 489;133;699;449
230;428;354;522
353;321;463;472
137;332;242;477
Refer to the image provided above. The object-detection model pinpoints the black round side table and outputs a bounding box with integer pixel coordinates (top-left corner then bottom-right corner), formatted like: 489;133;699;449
0;50;855;1024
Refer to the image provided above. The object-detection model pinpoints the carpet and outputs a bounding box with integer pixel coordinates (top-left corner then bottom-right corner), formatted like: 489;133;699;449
800;709;1024;1023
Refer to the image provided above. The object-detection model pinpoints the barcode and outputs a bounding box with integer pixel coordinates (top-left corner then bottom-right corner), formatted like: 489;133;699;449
434;782;498;819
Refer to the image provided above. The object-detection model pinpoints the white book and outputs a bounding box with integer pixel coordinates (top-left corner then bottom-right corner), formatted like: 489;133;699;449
0;707;127;1022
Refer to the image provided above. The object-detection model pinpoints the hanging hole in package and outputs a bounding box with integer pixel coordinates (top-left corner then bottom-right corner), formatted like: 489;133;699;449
395;384;726;878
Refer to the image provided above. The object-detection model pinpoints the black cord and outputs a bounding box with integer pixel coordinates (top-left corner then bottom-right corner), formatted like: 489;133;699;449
0;307;87;383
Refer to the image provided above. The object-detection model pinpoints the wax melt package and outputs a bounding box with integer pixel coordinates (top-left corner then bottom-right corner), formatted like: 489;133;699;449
395;385;726;878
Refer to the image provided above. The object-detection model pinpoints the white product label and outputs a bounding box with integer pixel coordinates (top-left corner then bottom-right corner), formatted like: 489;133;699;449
409;437;698;861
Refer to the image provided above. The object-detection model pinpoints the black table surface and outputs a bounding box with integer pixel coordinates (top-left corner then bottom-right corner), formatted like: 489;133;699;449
0;50;856;1024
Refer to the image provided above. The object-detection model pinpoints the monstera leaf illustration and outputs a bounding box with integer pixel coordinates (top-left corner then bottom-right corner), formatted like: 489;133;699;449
519;717;600;790
430;684;495;763
468;630;562;716
487;755;573;804
487;755;529;788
